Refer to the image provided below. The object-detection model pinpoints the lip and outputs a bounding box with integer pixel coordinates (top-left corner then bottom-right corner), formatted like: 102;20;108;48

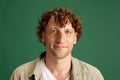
54;45;66;48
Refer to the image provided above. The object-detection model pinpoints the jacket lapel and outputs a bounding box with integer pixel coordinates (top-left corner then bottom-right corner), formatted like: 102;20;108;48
28;57;44;80
70;57;83;80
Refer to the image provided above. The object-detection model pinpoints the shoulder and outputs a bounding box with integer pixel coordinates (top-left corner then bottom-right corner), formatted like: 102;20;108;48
10;58;38;80
14;59;36;73
72;57;104;80
72;57;101;72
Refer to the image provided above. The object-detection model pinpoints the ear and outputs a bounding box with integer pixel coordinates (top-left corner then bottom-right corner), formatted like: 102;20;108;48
74;33;77;44
41;32;45;43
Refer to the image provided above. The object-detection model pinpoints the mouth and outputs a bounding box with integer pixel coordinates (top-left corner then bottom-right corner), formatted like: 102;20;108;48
54;44;67;49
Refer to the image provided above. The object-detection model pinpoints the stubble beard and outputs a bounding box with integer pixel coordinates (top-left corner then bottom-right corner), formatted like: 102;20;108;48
49;46;73;59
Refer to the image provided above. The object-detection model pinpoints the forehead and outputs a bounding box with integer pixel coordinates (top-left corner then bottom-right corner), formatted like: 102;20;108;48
47;16;73;29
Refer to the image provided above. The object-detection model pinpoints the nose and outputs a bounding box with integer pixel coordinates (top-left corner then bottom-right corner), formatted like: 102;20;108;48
56;32;65;43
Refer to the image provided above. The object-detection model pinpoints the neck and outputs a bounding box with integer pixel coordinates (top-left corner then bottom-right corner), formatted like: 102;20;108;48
44;52;72;79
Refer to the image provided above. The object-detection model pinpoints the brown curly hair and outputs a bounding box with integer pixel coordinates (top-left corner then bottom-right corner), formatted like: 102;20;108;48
37;8;82;43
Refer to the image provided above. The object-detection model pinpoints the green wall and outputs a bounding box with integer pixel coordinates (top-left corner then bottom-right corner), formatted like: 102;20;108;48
0;0;120;80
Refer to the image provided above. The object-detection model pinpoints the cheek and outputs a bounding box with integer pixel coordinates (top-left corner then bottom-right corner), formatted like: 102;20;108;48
45;35;55;44
67;38;75;45
73;37;77;44
68;35;77;44
73;34;77;44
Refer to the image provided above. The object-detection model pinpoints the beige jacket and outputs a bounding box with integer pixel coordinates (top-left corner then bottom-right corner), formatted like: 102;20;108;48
10;53;104;80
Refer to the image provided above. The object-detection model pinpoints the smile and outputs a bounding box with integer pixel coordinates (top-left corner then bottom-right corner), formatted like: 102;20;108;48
54;45;67;48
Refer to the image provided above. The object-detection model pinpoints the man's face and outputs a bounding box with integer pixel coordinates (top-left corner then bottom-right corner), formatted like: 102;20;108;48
41;16;77;59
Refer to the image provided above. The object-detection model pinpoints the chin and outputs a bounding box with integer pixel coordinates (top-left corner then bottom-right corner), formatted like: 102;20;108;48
52;51;70;59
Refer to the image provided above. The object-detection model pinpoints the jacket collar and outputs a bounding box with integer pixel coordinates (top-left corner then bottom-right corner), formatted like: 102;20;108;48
71;57;88;80
28;52;45;80
29;52;85;80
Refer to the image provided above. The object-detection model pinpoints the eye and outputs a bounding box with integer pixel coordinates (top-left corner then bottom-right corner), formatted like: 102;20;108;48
50;29;57;33
65;30;72;34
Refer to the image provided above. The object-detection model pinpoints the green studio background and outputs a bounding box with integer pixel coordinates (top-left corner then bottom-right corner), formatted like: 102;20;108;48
0;0;120;80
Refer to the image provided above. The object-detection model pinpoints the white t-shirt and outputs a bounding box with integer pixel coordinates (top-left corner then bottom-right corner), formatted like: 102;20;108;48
40;58;70;80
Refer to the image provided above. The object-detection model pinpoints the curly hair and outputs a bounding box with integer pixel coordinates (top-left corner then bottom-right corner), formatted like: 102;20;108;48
37;8;82;43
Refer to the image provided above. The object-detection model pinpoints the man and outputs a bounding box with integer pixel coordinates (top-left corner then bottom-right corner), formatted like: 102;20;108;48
10;8;104;80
